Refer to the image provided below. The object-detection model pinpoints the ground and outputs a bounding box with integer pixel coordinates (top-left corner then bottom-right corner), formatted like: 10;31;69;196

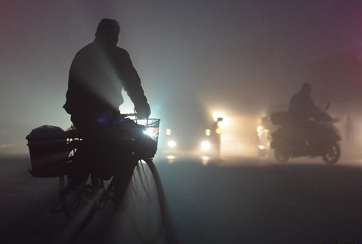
1;155;362;244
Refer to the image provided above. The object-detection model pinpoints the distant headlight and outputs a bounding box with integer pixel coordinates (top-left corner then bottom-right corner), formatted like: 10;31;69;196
201;140;211;150
167;140;176;148
258;145;265;150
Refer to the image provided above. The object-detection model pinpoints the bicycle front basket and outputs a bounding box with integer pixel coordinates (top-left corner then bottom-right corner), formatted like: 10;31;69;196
132;118;160;159
134;118;160;143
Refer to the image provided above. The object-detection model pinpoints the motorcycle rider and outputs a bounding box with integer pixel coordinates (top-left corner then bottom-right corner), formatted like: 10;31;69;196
288;83;321;147
63;19;151;187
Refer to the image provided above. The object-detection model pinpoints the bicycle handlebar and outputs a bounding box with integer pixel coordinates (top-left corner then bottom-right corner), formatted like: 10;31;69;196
121;113;137;117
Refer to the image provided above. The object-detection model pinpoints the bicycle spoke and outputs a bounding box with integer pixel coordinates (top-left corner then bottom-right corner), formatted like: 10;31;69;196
124;159;166;244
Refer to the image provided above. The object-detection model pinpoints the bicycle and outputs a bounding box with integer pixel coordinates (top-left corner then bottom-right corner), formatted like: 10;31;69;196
27;114;166;244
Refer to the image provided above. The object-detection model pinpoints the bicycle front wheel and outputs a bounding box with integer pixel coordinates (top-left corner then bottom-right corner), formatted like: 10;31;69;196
124;159;166;244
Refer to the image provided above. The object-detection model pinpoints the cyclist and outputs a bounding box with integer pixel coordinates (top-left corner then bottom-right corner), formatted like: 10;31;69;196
63;19;151;189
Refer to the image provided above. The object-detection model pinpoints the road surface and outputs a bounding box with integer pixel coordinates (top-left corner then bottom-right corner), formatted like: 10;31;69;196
1;155;362;244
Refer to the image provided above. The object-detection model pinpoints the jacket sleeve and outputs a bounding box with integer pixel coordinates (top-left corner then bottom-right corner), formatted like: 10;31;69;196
119;50;150;118
63;54;82;114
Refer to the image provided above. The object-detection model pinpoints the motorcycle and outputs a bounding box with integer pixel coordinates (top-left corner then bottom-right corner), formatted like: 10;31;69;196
270;103;341;164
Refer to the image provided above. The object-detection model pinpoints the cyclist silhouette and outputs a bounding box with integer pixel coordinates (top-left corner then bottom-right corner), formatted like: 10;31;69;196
63;19;151;186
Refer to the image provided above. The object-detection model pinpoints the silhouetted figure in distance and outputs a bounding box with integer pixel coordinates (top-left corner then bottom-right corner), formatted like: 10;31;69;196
63;19;151;187
289;83;319;120
288;83;321;147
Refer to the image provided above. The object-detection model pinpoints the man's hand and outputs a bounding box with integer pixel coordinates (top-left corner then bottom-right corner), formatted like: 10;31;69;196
135;103;151;119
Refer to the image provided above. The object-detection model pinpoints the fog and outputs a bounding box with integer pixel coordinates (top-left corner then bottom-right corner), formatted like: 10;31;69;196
1;0;362;157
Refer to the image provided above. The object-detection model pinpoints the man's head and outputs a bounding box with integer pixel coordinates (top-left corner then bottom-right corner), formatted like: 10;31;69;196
95;19;120;45
300;82;311;96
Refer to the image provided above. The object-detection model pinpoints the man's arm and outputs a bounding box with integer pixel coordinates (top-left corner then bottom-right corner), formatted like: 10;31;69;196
304;96;318;116
119;50;151;119
63;54;84;115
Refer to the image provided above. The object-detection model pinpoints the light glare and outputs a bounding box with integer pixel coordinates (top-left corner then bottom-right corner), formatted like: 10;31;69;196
201;140;211;150
143;128;154;138
167;140;176;148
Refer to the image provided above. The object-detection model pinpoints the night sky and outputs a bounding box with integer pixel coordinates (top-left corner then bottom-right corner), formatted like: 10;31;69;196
1;0;362;152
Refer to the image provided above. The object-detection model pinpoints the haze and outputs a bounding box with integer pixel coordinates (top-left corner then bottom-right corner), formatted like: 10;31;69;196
1;0;362;154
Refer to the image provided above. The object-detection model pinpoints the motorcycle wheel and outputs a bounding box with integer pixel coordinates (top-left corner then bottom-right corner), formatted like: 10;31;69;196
322;143;341;165
274;149;289;163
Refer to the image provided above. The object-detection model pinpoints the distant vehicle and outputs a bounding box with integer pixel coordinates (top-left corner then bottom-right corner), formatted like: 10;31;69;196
270;103;341;164
256;104;286;158
158;103;222;159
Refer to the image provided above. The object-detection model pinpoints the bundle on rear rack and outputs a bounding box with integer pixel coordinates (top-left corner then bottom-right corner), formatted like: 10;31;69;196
26;125;72;177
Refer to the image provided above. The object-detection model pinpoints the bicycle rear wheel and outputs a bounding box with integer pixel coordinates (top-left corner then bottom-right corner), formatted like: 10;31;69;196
59;176;99;229
124;159;166;244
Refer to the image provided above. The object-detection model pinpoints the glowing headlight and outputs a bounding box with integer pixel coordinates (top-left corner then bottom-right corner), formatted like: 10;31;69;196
167;140;176;148
258;145;265;150
201;140;211;150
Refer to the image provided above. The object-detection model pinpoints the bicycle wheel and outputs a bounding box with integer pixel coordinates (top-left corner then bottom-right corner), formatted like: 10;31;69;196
58;146;99;229
124;159;166;244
